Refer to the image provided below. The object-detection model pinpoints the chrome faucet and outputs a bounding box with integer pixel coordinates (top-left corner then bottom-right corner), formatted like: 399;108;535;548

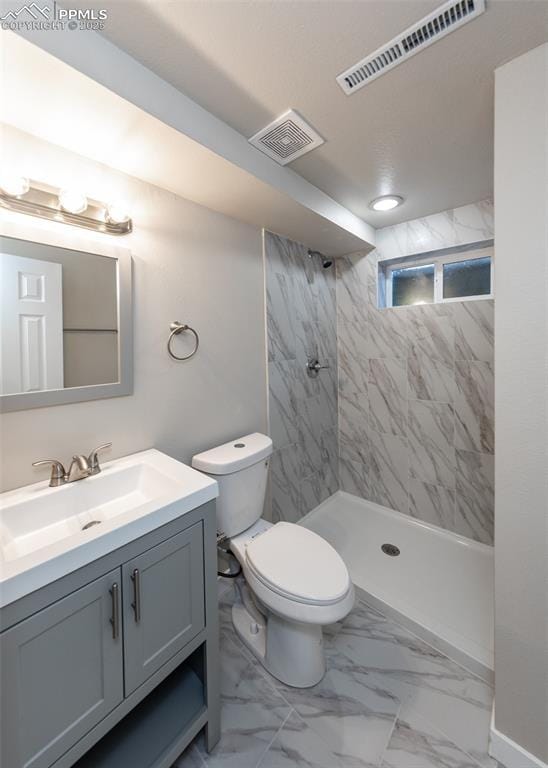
66;455;92;483
33;443;112;487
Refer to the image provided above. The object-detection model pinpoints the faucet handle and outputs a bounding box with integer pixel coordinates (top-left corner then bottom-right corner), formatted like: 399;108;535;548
32;459;66;487
88;443;112;475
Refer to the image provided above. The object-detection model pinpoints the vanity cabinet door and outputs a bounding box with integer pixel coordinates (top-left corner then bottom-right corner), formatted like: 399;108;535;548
122;522;205;695
1;569;123;768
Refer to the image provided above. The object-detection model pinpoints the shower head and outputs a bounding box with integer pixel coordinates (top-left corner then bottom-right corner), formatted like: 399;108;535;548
307;249;333;269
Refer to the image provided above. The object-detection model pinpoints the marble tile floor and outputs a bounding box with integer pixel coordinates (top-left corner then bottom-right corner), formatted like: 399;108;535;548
174;583;499;768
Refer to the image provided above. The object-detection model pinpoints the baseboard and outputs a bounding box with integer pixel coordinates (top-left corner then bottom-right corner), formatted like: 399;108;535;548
490;708;548;768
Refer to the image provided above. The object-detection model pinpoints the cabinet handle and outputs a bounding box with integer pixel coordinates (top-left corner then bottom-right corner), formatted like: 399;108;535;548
131;568;141;623
109;582;120;639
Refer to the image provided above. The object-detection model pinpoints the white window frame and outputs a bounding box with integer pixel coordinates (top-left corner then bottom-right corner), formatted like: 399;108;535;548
379;241;494;309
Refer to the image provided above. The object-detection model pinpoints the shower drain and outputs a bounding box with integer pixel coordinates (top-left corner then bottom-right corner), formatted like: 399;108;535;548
381;543;400;557
82;520;102;530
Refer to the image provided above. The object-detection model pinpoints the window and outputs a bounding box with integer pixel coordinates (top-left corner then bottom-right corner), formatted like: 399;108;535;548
391;263;435;306
379;243;493;308
442;256;491;299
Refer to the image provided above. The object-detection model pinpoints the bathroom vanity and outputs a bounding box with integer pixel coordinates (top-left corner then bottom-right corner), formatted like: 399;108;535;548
0;450;220;768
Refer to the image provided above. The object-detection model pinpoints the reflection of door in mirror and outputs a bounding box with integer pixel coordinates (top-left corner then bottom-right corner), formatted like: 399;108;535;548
0;254;64;394
0;237;120;400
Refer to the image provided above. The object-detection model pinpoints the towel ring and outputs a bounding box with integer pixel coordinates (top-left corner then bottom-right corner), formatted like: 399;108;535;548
167;321;199;361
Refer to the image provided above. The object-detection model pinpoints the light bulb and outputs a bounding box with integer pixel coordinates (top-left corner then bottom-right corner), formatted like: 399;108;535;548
0;175;30;197
106;201;130;224
59;188;88;214
370;195;404;212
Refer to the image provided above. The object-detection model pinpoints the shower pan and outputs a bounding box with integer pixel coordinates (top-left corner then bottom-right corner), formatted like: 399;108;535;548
301;491;494;683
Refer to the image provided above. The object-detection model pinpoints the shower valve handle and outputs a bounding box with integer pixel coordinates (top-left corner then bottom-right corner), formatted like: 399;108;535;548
306;358;330;377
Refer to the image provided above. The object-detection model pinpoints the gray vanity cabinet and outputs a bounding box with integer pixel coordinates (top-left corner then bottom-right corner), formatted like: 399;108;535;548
122;522;205;695
1;569;124;768
0;501;220;768
0;502;221;768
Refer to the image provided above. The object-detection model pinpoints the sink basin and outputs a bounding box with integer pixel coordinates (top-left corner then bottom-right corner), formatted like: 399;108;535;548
0;449;218;607
1;461;186;562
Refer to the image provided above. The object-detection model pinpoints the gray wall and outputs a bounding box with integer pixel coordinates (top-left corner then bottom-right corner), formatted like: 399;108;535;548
265;231;338;522
494;44;548;763
337;201;495;545
0;126;267;492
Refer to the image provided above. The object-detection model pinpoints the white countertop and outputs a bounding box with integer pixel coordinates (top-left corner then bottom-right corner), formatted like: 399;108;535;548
0;449;218;608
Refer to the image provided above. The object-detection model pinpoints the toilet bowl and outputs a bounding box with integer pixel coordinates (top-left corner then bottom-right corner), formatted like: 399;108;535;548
230;518;355;686
192;433;354;687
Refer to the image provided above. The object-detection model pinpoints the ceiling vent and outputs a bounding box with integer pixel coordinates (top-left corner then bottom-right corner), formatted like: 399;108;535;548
337;0;486;95
248;109;324;165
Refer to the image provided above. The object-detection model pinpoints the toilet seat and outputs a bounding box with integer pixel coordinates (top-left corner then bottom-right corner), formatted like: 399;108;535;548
245;522;351;606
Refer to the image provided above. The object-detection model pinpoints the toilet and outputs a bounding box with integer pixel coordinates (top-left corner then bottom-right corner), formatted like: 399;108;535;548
192;432;355;688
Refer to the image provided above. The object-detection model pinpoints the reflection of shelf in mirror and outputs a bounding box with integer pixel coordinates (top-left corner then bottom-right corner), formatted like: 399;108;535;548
63;328;118;333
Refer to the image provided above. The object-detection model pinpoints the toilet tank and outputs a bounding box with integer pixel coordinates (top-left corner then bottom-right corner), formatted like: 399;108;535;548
192;433;273;538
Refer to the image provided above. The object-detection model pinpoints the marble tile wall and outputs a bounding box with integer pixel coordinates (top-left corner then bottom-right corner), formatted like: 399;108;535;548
265;231;339;522
336;200;495;544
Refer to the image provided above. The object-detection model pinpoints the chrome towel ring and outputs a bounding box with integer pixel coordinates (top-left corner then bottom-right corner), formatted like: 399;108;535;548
167;321;199;361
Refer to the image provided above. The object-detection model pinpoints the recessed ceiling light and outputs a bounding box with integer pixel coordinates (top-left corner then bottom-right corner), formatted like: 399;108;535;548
0;175;30;197
370;195;404;212
59;188;88;214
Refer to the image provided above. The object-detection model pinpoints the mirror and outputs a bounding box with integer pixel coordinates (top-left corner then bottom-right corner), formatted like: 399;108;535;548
0;234;132;412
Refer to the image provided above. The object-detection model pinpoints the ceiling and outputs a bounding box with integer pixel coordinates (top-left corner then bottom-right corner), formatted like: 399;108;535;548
0;33;372;255
69;0;548;226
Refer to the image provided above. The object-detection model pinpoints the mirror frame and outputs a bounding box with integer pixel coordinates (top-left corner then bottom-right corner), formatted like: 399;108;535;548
0;218;133;413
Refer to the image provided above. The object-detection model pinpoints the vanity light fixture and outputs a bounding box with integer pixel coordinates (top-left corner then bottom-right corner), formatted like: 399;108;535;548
58;188;88;215
0;178;132;235
369;195;404;212
0;174;30;197
106;201;131;225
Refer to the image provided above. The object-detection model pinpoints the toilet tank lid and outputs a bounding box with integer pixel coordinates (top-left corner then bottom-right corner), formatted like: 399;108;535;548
192;433;273;475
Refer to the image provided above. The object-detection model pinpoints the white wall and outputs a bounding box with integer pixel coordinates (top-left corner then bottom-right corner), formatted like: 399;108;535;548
0;126;267;492
494;44;548;765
